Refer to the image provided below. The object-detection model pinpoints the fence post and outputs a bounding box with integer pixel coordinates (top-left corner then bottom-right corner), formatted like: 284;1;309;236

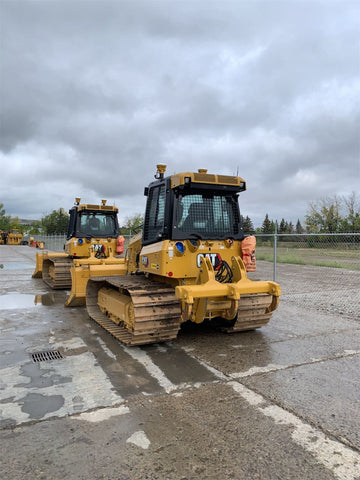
274;221;278;282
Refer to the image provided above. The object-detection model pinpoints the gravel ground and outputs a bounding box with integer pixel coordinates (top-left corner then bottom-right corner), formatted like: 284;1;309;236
252;261;360;319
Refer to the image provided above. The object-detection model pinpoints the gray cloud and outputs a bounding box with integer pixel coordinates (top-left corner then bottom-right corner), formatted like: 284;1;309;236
1;0;359;226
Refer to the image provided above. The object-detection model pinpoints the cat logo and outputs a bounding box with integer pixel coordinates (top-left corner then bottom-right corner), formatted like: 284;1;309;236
197;253;222;269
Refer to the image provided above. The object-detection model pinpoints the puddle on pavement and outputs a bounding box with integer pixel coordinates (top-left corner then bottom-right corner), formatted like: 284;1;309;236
0;291;69;309
0;292;41;309
21;392;65;419
0;263;34;270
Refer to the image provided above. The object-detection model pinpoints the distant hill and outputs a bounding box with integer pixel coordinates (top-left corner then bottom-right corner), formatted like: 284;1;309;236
18;219;38;226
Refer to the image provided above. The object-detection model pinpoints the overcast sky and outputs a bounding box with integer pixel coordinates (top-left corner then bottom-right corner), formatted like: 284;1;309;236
1;0;359;227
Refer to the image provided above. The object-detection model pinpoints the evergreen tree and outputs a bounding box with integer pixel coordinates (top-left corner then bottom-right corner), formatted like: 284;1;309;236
242;215;255;234
261;214;273;234
279;218;287;234
295;219;304;234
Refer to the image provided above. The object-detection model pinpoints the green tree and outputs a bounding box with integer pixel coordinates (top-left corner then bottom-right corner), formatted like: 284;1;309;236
242;215;255;234
261;214;274;234
41;209;69;234
0;203;12;230
279;218;287;234
10;217;21;230
341;192;360;233
28;220;42;235
121;213;144;235
295;219;304;234
305;196;342;233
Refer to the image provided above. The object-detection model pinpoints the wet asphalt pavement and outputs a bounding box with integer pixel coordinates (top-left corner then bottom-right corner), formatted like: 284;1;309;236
0;245;359;480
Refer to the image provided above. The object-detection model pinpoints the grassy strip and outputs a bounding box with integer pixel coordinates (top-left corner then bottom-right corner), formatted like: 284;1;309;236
256;252;360;270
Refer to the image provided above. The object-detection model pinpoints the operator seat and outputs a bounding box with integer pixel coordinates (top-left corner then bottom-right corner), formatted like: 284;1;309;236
182;203;208;231
89;216;100;232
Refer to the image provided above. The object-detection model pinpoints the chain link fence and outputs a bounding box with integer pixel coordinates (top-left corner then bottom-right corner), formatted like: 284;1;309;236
27;234;67;252
28;232;360;320
26;234;133;254
253;233;360;320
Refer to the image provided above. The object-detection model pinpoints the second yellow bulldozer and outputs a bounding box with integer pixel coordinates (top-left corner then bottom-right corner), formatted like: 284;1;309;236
32;199;125;305
83;165;281;346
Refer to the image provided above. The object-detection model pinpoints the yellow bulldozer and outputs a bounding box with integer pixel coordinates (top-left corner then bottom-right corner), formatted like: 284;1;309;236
32;198;125;306
5;229;23;245
79;165;281;346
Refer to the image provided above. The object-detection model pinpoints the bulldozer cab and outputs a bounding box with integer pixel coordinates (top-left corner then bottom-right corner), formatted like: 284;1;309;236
143;169;245;246
173;192;243;240
67;205;119;240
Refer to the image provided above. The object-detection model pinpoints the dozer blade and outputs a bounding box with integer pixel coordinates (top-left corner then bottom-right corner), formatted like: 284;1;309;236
65;258;127;307
32;251;49;278
32;251;69;280
175;255;281;330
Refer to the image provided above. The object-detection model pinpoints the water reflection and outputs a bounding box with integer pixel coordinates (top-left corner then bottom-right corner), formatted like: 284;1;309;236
34;291;68;306
34;292;55;306
0;291;68;309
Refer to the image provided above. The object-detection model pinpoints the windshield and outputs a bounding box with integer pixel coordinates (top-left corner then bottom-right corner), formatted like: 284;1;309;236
77;212;117;237
173;192;242;239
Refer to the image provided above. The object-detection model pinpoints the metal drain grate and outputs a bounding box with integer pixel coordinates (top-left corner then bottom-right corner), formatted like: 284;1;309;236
31;350;63;363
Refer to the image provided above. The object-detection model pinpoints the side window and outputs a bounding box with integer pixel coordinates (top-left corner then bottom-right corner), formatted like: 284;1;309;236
67;209;77;238
143;184;166;242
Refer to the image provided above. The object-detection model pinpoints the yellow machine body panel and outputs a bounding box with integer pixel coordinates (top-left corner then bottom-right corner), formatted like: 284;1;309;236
139;239;243;280
63;236;118;257
170;171;246;190
74;202;118;213
98;288;133;326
